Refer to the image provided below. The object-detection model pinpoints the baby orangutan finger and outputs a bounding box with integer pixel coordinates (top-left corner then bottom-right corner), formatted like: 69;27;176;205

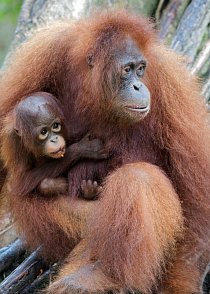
93;181;98;188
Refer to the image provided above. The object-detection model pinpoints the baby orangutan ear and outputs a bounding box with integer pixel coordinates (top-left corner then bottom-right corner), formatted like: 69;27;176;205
14;128;20;136
86;51;94;68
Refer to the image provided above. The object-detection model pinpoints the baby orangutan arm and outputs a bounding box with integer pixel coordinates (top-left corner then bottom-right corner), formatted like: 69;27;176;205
14;136;109;197
39;178;102;198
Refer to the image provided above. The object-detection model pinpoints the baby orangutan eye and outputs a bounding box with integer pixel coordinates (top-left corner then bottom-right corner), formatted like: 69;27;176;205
52;122;61;132
38;128;48;140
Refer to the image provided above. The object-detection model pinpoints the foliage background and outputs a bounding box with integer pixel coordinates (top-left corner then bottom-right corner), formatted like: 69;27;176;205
0;0;22;65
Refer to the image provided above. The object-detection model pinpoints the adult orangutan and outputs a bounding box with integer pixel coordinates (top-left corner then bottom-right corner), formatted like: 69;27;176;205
0;10;210;294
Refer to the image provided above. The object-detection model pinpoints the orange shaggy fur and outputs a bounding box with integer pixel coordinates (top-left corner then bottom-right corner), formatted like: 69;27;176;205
0;10;210;294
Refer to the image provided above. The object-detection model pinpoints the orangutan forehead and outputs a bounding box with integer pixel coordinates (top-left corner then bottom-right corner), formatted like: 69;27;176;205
113;37;145;64
15;102;59;128
32;104;61;125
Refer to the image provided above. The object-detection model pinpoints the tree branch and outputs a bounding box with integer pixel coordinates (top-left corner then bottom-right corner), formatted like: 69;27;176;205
171;0;210;65
159;0;190;42
202;75;210;104
191;40;210;75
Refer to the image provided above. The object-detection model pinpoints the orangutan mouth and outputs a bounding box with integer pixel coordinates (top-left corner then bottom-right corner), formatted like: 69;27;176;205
125;105;150;113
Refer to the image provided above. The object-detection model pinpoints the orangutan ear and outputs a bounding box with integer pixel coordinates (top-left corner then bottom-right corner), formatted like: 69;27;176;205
14;128;20;136
86;51;94;68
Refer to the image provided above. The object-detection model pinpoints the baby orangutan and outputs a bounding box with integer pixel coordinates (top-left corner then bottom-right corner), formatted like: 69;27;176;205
6;92;105;198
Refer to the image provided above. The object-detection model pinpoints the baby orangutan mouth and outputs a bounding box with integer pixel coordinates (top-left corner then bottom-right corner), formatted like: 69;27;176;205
50;146;65;158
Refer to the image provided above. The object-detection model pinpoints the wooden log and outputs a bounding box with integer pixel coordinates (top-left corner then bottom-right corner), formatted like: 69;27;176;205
0;247;46;294
21;263;59;294
0;239;25;273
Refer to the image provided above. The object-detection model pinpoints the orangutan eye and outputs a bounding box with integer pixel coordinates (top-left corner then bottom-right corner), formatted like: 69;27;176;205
38;128;48;140
122;66;131;75
52;122;61;132
136;63;146;77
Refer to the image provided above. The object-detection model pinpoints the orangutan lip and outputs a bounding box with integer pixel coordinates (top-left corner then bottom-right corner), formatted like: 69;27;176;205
50;146;65;155
125;105;150;113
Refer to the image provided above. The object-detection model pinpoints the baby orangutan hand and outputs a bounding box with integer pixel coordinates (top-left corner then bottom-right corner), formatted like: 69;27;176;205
81;179;102;200
75;134;109;160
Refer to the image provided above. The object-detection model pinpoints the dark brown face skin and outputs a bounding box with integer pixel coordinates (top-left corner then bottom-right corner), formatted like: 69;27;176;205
33;104;66;159
14;94;66;159
113;37;151;122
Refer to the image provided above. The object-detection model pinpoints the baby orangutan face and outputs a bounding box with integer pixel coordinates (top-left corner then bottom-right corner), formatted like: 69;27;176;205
14;93;67;159
36;117;66;159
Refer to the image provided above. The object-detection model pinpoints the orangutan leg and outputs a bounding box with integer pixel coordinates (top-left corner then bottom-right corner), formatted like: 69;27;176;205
48;162;184;293
47;240;119;294
10;194;96;261
160;258;201;294
160;233;210;294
